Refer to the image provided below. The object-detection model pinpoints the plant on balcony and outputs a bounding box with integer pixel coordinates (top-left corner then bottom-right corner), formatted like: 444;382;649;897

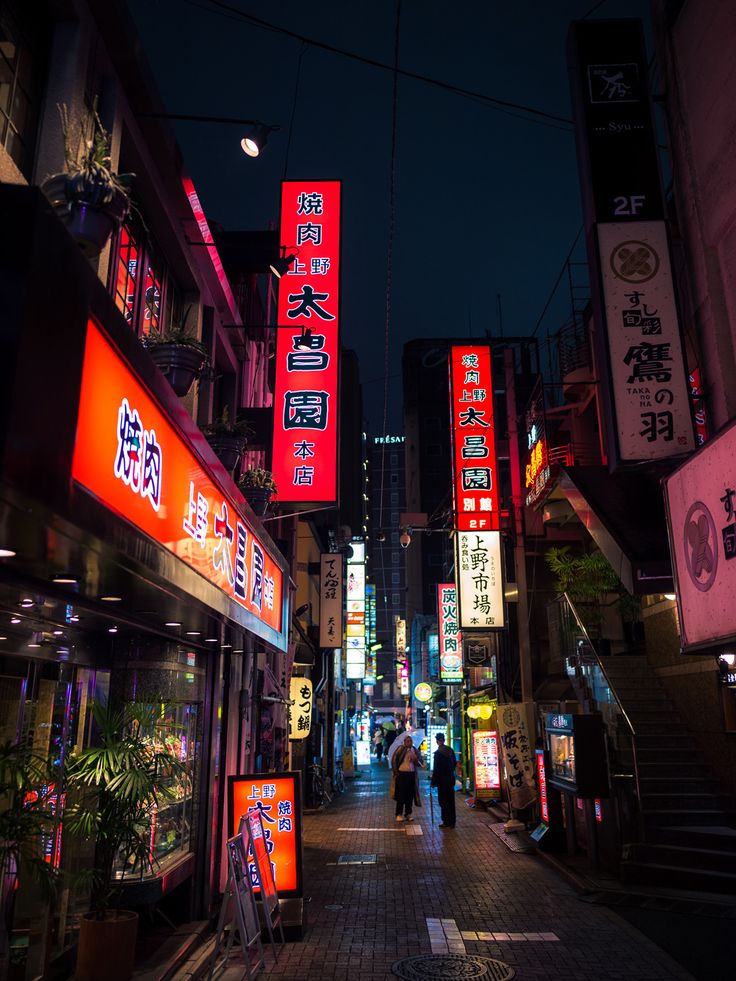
237;467;277;516
143;308;209;398
65;701;189;981
201;406;253;472
41;103;133;258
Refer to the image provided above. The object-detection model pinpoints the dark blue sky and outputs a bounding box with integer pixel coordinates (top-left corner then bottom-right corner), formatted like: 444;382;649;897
127;0;649;431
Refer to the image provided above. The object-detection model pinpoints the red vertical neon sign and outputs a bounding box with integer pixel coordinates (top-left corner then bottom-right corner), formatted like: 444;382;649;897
449;345;498;531
272;181;341;505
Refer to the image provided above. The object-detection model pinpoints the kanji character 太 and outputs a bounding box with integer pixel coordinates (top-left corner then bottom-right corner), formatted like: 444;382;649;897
458;406;489;427
213;501;235;585
287;284;335;321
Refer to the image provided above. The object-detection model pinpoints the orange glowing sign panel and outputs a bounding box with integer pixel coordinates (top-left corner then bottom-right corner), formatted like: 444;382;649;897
71;320;284;645
228;773;303;898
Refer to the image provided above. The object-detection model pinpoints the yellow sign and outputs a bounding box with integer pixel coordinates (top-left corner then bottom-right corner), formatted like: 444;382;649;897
289;677;312;740
414;683;433;702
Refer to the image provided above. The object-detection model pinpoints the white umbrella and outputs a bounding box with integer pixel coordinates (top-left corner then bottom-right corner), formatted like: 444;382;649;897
386;729;425;766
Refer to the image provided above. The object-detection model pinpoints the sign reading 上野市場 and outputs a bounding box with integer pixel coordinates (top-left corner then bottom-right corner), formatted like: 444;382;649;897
597;221;695;463
228;773;303;898
437;583;463;683
345;540;365;679
472;730;501;800
272;180;341;506
663;416;736;651
319;553;343;648
456;531;505;630
289;677;313;740
449;345;499;531
71;319;285;649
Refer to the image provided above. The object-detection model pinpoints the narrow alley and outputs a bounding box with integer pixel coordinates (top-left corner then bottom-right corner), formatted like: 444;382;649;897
200;763;696;981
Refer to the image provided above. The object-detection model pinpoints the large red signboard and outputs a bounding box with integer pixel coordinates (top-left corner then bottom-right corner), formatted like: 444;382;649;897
449;345;499;530
72;320;285;647
228;773;303;898
272;181;341;506
437;583;463;683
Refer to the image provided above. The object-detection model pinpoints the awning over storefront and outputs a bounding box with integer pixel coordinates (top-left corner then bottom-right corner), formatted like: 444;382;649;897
552;465;673;595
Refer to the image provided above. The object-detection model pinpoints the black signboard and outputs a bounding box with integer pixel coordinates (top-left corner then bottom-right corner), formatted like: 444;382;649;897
568;20;664;225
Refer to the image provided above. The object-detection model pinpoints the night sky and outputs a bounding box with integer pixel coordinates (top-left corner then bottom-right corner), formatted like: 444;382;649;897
127;0;650;431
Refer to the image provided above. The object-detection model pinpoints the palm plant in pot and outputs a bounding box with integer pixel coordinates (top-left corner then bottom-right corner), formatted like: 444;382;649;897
202;406;253;472
41;103;133;258
143;308;210;398
238;466;277;517
65;702;189;981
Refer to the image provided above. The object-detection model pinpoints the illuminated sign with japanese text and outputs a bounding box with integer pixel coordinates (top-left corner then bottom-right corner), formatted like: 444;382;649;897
449;345;499;531
536;749;549;823
289;677;312;740
472;730;501;800
524;378;553;508
345;540;365;679
228;773;302;898
456;531;505;630
273;180;341;505
437;583;463;683
414;682;432;702
72;320;285;648
319;553;343;648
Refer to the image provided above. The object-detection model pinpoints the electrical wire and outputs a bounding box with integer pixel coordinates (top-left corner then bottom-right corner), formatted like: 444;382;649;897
283;41;308;180
530;226;584;338
184;0;573;129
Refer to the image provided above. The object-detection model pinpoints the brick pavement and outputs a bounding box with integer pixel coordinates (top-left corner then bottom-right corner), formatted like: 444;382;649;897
213;761;695;981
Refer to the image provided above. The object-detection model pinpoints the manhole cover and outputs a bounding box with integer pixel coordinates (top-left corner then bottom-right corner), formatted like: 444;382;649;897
337;853;377;865
392;954;515;980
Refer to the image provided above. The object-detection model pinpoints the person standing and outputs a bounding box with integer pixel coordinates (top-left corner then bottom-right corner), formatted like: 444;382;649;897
391;735;423;822
431;733;457;828
373;727;384;763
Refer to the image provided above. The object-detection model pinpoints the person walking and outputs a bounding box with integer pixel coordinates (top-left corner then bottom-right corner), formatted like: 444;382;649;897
391;735;424;822
431;733;457;828
373;727;384;763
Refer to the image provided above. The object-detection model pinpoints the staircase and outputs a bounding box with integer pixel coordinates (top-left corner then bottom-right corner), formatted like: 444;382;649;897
603;655;736;896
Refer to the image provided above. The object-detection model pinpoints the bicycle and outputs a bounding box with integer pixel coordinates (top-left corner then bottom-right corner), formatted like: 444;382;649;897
332;759;345;795
309;763;332;807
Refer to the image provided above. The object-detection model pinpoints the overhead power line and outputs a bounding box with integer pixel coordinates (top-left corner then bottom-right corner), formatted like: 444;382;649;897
185;0;574;129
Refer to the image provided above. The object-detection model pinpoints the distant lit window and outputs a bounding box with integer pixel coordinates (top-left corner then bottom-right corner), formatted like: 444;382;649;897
111;214;179;338
392;572;400;585
114;218;141;326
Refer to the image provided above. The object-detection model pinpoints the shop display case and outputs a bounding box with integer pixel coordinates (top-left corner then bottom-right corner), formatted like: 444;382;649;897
545;712;608;798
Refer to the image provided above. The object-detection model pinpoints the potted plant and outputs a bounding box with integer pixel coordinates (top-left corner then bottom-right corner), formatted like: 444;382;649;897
202;406;253;472
238;466;277;516
0;743;57;978
65;702;189;981
143;314;210;398
41;103;133;258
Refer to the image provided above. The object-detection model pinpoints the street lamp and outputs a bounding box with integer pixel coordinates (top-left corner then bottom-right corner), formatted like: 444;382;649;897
137;112;280;157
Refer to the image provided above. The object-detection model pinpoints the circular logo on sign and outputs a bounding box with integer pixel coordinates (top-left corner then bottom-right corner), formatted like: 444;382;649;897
609;240;660;284
683;500;718;592
414;683;433;702
501;706;521;728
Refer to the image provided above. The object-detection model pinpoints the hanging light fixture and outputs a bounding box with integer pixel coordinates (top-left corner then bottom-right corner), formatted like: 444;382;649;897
240;122;274;158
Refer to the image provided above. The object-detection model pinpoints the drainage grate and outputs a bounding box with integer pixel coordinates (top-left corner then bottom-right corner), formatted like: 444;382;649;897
392;954;515;980
487;823;533;853
324;904;344;911
337;853;378;865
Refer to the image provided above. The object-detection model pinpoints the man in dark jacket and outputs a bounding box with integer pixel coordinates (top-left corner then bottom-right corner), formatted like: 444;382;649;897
431;733;457;828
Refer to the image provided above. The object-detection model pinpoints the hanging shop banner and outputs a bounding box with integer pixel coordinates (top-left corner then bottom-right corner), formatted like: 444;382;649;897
472;730;502;800
597;221;695;463
272;180;341;506
319;553;343;648
227;772;303;898
345;540;366;679
663;417;736;651
498;702;536;810
72;319;286;648
536;749;549;824
289;677;312;740
456;531;505;630
449;345;499;531
437;583;463;683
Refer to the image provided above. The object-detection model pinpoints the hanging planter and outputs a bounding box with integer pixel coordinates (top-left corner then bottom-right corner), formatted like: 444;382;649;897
202;407;253;472
147;339;208;397
41;104;132;259
238;467;277;517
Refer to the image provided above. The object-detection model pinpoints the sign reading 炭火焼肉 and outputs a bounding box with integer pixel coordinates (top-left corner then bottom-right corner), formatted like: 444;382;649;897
437;583;463;682
272;181;341;506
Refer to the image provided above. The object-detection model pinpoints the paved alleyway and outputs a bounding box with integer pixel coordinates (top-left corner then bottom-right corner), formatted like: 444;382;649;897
215;762;695;981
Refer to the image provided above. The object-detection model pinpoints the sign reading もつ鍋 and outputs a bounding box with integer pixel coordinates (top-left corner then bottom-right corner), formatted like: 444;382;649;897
228;773;303;898
437;583;463;683
319;553;343;648
449;345;498;531
289;677;312;740
72;320;285;648
663;417;736;651
272;181;341;506
456;531;505;630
